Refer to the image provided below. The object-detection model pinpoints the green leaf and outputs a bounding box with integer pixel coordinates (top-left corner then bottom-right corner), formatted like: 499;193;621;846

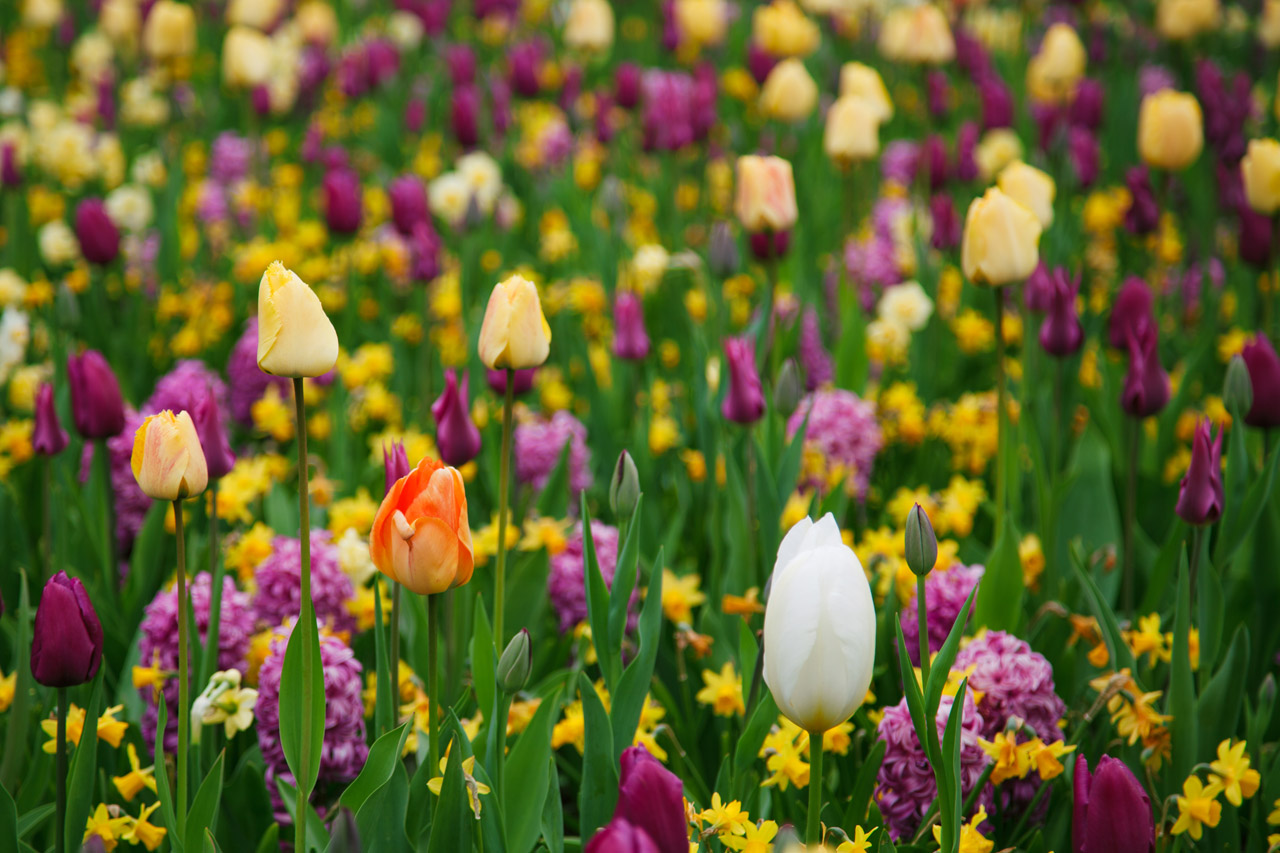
0;570;33;792
842;738;886;829
153;701;179;848
1198;626;1250;753
1169;550;1197;786
580;497;617;689
505;687;563;853
892;620;932;767
972;521;1022;632
1214;444;1280;568
15;804;53;839
607;494;643;658
471;596;496;752
577;671;617;841
924;584;979;719
1068;540;1137;675
373;580;394;738
535;442;574;517
540;757;564;853
338;723;410;816
1140;518;1187;613
774;410;810;508
753;435;782;587
66;672;103;852
0;778;17;853
254;823;279;853
204;828;222;853
279;600;326;795
274;778;330;853
731;691;778;800
610;550;664;763
426;718;472;853
939;678;969;853
353;755;411;853
185;751;226;853
1197;557;1224;675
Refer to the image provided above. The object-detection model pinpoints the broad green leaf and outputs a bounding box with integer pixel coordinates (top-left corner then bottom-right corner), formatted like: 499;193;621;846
184;751;225;853
1214;444;1280;568
775;410;810;508
0;778;17;853
540;757;564;853
1068;540;1137;676
0;570;33;792
842;738;886;829
1140;518;1187;613
279;600;326;794
153;701;179;847
505;687;563;853
892;620;932;769
426;717;472;853
580;497;617;689
338;723;410;816
1197;556;1224;675
274;778;330;853
607;494;643;657
577;671;617;841
732;691;778;800
972;521;1022;632
753;435;782;588
924;585;980;719
373;580;394;737
15;804;53;839
939;678;969;853
66;672;103;852
1169;551;1197;787
1197;626;1250;754
254;824;279;853
471;596;496;753
354;757;411;853
610;550;664;763
535;442;574;517
204;828;222;853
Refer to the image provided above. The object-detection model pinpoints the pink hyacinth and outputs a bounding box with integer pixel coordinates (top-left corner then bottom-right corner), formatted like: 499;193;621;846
547;521;638;633
138;573;255;754
899;564;984;666
515;410;593;496
953;630;1066;743
251;530;356;634
785;390;883;497
797;309;833;391
147;359;230;424
256;623;368;823
875;690;991;840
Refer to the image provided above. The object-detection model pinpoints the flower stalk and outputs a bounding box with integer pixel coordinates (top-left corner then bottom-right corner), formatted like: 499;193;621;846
494;368;515;647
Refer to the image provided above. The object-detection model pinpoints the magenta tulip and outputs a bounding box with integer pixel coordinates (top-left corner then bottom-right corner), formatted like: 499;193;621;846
33;383;69;457
31;571;103;688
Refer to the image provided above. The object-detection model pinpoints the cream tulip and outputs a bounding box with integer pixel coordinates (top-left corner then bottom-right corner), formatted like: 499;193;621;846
222;25;274;89
734;155;798;233
256;261;340;377
824;95;881;165
997;161;1056;228
142;0;196;61
478;275;552;370
759;58;818;124
131;409;208;501
763;514;876;733
962;187;1042;286
1137;89;1204;171
563;0;615;54
838;62;893;123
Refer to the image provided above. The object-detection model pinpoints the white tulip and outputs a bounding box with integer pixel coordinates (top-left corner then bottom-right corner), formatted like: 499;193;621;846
763;514;876;733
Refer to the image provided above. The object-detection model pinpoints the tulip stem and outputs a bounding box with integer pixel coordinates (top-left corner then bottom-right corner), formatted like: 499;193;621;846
390;581;401;683
292;377;315;853
806;733;824;847
427;593;440;776
200;482;224;687
55;686;66;853
42;457;52;585
916;574;930;679
173;499;189;838
1122;418;1139;614
993;293;1007;535
96;438;116;597
494;369;515;648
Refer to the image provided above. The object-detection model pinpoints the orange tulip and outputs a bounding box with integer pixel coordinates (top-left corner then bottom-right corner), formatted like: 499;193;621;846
370;458;474;595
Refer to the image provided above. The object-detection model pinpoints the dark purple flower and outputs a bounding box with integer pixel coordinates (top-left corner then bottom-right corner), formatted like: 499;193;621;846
1073;755;1154;853
1124;167;1159;236
613;292;650;361
389;175;429;236
615;746;686;853
1040;269;1084;357
747;42;778;85
1239;202;1273;269
585;817;660;853
1025;262;1054;313
323;168;363;235
1;141;21;187
1243;335;1280;428
1108;277;1155;350
487;367;536;396
509;43;541;97
383;440;409;495
923;135;948;190
930;193;961;251
1068;126;1099;187
722;336;765;424
1070;78;1104;129
748;229;789;261
954;26;991;78
446;44;476;86
194;390;235;480
1121;321;1169;418
366;39;400;88
409;221;442;283
31;571;102;688
432;370;482;467
1175;420;1223;526
452;86;480;149
67;350;126;439
75;199;120;265
615;62;641;109
33;383;69;456
404;98;426;133
979;74;1014;130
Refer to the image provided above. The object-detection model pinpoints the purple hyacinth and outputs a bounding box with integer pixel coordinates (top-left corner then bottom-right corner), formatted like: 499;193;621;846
227;318;291;426
251;530;356;634
547;521;638;633
880;141;920;185
210;132;254;185
953;630;1066;742
257;624;368;823
899;564;985;666
515;410;593;496
138;573;255;754
875;690;990;840
147;359;230;423
785;390;883;498
798;309;833;391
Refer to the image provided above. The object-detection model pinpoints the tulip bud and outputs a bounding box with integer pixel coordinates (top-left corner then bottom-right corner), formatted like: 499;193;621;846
734;155;798;234
1224;354;1254;416
323;167;363;235
708;221;739;278
1137;89;1204;172
1039;269;1084;358
774;359;802;417
996;160;1056;228
609;450;640;520
388;174;429;237
328;807;362;853
584;817;659;853
67;350;126;439
256;261;340;378
497;628;532;694
1121;321;1169;418
31;571;103;688
478;275;552;371
904;503;937;577
486;367;536;397
431;370;482;467
1242;334;1280;428
1124;167;1160;236
382;440;410;495
1175;420;1223;526
131;409;209;501
721;336;765;425
75;199;120;265
1107;277;1155;350
33;383;69;457
1073;755;1154;853
370;458;474;595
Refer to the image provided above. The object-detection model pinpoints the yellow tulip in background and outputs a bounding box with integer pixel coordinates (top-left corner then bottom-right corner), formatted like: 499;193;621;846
1242;139;1280;216
751;0;819;58
997;160;1056;228
478;275;553;370
824;95;882;165
733;154;798;233
1137;90;1204;172
674;0;727;49
222;25;274;89
142;0;196;60
877;3;954;65
256;260;340;378
563;0;615;54
131;410;208;501
1026;23;1085;105
839;62;893;123
759;58;819;124
962;187;1042;286
1155;0;1221;41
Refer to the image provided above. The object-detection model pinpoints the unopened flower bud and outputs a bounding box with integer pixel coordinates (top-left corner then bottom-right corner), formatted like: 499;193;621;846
774;359;802;417
904;503;937;576
497;628;532;694
609;450;640;520
1224;354;1254;416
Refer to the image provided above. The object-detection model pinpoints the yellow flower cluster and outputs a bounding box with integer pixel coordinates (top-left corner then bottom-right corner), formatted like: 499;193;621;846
552;681;668;761
1172;740;1260;839
757;716;853;791
927;391;1017;476
978;730;1075;784
1089;670;1171;770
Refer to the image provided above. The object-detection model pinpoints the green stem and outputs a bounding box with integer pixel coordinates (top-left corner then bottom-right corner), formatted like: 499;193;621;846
293;377;314;853
427;593;441;775
390;581;401;682
1123;418;1140;614
1188;526;1204;610
494;370;515;648
200;482;224;686
56;687;66;853
174;500;189;837
806;733;824;847
96;438;116;596
994;292;1007;537
42;458;52;585
493;693;512;807
917;573;931;679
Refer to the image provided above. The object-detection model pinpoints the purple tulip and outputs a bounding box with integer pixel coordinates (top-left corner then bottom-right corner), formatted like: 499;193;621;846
1025;262;1054;313
748;230;789;261
446;44;476;87
585;817;660;853
1108;277;1155;350
1243;335;1280;428
1068;127;1099;187
979;73;1014;130
389;175;429;237
1124;167;1159;236
31;571;103;688
452;86;480;149
404;97;426;134
509;43;541;97
1121;321;1169;419
1040;269;1084;358
930;194;961;251
1175;420;1223;526
1239;203;1274;269
491;79;513;137
383;440;410;495
487;368;536;397
366;39;401;89
75;199;120;265
1;141;22;187
927;71;949;119
722;336;765;425
251;84;271;117
615;746;687;853
409;221;442;283
595;91;616;143
613;292;650;361
746;42;778;86
194;390;235;480
432;370;482;467
1073;755;1154;853
615;62;641;109
324;168;363;235
954;27;991;77
67;350;126;439
954;121;980;182
923;135;948;190
33;383;69;456
1070;78;1104;129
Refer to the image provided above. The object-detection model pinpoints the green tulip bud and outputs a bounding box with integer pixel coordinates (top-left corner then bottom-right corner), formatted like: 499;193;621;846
497;628;532;694
774;359;803;418
609;449;640;521
1224;354;1253;416
904;503;937;577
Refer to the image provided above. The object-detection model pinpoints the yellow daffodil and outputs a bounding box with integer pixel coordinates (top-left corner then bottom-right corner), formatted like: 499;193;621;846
112;744;157;801
1208;739;1261;806
1172;775;1223;839
837;826;877;853
721;819;778;853
699;793;750;837
695;662;745;717
661;570;706;624
427;755;491;818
